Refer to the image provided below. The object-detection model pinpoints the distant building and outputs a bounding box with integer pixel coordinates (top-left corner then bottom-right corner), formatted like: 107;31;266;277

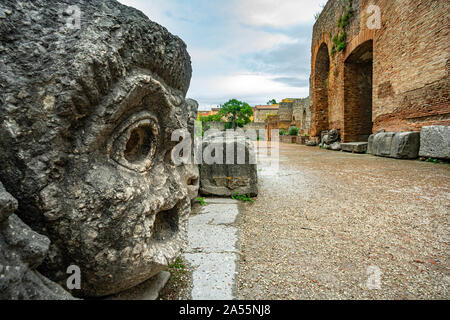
197;111;210;118
197;108;221;118
253;104;279;123
265;97;310;140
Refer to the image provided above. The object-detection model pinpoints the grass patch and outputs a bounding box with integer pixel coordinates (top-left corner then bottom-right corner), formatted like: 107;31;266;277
168;258;187;283
160;257;191;300
232;192;255;204
422;157;450;165
196;197;207;206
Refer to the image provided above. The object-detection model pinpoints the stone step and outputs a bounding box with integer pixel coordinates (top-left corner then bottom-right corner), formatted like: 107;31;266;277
341;142;368;154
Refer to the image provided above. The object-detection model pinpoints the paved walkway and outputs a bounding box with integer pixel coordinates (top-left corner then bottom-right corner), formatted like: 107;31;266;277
237;143;449;299
184;198;241;300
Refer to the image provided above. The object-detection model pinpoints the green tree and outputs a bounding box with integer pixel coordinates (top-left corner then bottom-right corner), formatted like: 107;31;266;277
267;99;277;105
288;127;299;136
199;113;222;123
218;99;253;130
198;113;223;136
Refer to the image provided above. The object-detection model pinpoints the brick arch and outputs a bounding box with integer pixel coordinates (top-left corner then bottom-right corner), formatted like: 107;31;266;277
343;39;374;142
301;109;307;134
311;32;332;69
311;42;331;137
344;29;375;61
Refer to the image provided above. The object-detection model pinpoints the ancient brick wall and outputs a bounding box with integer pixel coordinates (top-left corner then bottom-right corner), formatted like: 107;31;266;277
310;0;449;142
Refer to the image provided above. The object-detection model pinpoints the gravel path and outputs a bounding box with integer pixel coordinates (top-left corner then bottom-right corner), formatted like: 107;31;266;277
237;143;449;300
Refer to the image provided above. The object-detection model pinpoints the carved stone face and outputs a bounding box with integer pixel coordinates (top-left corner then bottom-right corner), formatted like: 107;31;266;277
40;75;197;297
0;0;196;297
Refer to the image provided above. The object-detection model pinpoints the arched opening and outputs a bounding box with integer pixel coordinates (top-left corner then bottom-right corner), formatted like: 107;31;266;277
312;43;330;136
344;40;373;142
302;109;307;133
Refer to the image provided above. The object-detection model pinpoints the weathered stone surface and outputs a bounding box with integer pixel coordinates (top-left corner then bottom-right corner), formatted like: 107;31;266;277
306;140;318;147
185;200;240;300
319;129;340;150
322;129;339;145
341;142;368;154
330;142;342;151
177;99;200;201
369;132;420;159
419;126;450;160
200;131;258;197
0;181;16;223
370;132;395;156
0;182;75;300
0;0;194;297
106;271;170;300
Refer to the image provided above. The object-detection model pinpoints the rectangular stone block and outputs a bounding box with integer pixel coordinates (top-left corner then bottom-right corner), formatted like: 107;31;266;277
373;132;395;157
368;131;420;159
391;132;420;159
341;142;368;154
200;133;258;197
419;126;450;160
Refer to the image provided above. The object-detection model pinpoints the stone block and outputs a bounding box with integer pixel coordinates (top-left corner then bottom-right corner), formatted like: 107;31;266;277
341;142;368;154
200;132;258;197
369;132;420;159
419;126;450;160
330;142;342;151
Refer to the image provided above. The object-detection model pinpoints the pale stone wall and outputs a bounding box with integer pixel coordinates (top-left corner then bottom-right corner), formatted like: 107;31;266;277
254;108;279;123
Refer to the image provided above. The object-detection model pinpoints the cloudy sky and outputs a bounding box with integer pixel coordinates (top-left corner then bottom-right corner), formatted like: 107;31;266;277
118;0;327;110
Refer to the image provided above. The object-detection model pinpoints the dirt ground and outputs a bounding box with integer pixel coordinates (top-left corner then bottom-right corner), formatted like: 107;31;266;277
237;143;449;300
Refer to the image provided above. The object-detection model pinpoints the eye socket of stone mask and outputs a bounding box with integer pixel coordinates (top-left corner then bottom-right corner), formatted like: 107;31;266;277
108;113;160;173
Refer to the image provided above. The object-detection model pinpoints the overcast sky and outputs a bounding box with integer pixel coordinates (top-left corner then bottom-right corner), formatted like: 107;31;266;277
118;0;327;110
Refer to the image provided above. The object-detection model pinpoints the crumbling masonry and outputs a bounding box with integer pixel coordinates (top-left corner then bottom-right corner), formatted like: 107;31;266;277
310;0;449;143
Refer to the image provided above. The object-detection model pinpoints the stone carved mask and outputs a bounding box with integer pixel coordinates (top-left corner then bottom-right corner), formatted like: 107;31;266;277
322;129;340;145
0;0;198;297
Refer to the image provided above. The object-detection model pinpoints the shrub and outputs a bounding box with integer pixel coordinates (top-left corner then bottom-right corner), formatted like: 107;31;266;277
279;129;287;136
289;127;299;136
330;1;354;55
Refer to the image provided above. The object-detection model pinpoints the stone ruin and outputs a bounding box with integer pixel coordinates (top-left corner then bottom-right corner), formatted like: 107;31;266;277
0;0;198;298
307;0;449;159
264;97;311;142
310;0;449;145
1;182;75;299
319;129;341;151
199;130;258;198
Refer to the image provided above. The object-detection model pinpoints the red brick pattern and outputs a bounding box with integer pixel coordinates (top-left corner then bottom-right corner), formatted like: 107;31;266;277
310;0;449;141
311;43;330;137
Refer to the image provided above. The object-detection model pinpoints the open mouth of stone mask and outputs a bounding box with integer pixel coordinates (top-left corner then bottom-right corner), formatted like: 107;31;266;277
151;204;181;242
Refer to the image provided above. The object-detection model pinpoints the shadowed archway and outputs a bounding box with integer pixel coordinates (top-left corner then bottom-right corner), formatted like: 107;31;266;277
344;40;373;142
312;43;330;137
